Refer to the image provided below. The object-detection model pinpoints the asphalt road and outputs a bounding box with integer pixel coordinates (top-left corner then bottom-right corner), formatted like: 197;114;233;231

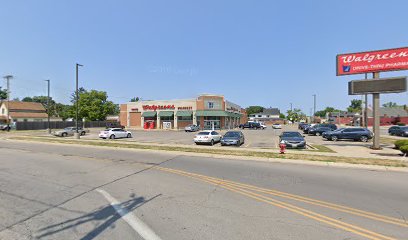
0;140;407;240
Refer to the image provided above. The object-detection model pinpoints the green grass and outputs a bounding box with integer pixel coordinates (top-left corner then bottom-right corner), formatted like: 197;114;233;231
9;136;407;168
308;144;336;153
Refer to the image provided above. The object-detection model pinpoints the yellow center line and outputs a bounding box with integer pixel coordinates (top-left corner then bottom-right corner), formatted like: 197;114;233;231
155;167;397;240
157;166;407;227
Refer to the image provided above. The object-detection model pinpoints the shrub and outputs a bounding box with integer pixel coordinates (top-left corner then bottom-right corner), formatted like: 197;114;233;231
395;140;408;149
400;145;408;155
396;122;406;126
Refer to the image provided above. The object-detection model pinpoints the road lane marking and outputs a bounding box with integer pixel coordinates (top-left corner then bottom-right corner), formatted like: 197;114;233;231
158;167;407;228
96;189;162;240
156;167;397;240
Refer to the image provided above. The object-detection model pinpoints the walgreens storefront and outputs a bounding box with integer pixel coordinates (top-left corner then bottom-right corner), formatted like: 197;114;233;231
120;94;247;130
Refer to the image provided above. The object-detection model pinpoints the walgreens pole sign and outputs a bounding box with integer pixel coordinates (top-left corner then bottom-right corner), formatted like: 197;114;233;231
336;47;408;76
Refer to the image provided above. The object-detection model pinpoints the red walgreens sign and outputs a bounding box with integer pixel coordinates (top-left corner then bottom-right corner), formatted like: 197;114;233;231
336;47;408;76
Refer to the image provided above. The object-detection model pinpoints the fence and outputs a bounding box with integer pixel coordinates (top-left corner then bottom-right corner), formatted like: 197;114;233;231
15;121;108;130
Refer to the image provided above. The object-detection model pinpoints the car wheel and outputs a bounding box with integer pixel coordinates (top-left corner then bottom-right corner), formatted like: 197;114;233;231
210;139;214;146
62;133;67;137
360;136;368;142
81;131;85;136
331;136;338;141
236;140;241;147
127;133;132;138
110;135;115;139
316;132;321;136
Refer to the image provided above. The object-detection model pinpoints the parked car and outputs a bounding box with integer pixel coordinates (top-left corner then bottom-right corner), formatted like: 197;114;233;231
272;123;282;129
303;124;316;134
240;122;262;130
323;128;373;142
0;124;11;131
308;127;333;136
388;126;408;136
194;130;222;145
259;123;267;129
279;131;306;149
99;128;132;139
305;123;336;134
106;122;125;129
298;123;309;130
220;131;245;147
53;127;90;137
185;124;199;132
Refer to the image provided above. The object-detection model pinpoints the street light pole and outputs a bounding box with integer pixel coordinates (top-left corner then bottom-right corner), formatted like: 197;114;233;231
290;103;293;112
45;80;51;134
312;94;316;123
75;63;83;139
3;75;13;131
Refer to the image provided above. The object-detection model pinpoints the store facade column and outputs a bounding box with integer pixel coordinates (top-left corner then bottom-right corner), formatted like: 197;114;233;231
157;114;160;129
174;113;178;129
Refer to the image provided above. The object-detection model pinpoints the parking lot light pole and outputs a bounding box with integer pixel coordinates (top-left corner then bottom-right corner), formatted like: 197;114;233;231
45;80;51;134
312;94;316;123
75;63;83;139
3;75;13;131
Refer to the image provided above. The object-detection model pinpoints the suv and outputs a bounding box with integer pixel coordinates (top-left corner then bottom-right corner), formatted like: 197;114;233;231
323;128;373;142
240;122;262;130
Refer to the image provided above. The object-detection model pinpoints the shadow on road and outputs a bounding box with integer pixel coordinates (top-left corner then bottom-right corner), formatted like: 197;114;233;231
36;193;160;240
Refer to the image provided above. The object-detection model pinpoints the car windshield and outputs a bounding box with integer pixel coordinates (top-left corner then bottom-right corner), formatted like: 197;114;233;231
224;132;240;138
401;126;408;130
281;132;302;138
198;132;210;135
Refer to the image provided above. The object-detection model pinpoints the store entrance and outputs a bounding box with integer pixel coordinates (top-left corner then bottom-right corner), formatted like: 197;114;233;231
204;120;220;130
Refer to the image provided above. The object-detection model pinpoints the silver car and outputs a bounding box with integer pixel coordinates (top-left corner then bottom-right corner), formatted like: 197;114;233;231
185;124;199;132
53;127;89;137
221;131;245;147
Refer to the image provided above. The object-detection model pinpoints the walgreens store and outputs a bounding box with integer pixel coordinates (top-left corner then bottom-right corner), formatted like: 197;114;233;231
120;94;247;130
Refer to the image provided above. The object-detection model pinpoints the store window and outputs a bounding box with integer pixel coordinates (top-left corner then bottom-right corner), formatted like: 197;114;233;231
204;99;222;110
160;116;173;121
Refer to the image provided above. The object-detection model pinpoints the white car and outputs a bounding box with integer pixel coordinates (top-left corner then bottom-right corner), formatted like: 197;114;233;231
272;123;282;129
99;128;132;139
194;130;222;145
260;123;267;129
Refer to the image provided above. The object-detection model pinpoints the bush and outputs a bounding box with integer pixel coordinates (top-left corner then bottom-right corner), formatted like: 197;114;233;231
400;145;408;155
396;122;406;126
395;140;408;149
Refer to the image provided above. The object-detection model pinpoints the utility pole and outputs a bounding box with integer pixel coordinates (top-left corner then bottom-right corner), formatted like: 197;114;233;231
372;72;380;149
312;94;316;123
364;73;368;128
75;63;83;139
3;75;13;131
45;80;51;134
290;103;293;112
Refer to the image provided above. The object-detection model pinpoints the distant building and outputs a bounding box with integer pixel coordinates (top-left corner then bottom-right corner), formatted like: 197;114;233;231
328;107;408;126
248;108;281;123
0;101;49;123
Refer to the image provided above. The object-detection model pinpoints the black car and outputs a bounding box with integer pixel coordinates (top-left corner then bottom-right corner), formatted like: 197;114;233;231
279;131;306;148
323;128;373;142
305;123;337;134
308;127;332;136
240;122;262;130
298;123;309;130
388;126;408;136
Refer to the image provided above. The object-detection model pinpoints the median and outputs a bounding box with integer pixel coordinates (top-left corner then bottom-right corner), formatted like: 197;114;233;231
8;136;407;168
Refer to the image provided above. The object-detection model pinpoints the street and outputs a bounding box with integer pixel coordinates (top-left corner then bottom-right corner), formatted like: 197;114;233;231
0;140;407;240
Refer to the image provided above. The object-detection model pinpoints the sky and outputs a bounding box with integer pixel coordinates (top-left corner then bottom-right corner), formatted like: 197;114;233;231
1;0;408;115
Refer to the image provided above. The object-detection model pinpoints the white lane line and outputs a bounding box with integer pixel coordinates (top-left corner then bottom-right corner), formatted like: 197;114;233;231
96;189;162;240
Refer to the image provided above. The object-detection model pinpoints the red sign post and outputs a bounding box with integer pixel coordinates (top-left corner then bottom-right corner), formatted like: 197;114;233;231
336;47;408;76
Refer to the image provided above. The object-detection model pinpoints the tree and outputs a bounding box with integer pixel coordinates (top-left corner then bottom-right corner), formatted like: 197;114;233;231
70;89;117;121
246;106;264;115
347;99;362;113
314;107;341;118
0;87;7;100
130;97;140;102
382;102;401;108
286;108;305;122
279;113;285;119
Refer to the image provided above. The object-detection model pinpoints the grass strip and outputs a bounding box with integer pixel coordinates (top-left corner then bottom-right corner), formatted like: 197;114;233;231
10;136;407;168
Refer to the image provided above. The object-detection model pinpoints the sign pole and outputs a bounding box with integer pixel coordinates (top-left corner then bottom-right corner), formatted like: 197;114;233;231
372;72;381;149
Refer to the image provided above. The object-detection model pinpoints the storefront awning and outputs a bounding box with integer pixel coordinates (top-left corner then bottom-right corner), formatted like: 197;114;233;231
142;111;157;117
176;111;193;117
158;111;174;117
196;110;230;117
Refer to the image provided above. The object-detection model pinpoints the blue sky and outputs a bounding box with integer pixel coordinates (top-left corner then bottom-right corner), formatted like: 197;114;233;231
1;0;407;114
